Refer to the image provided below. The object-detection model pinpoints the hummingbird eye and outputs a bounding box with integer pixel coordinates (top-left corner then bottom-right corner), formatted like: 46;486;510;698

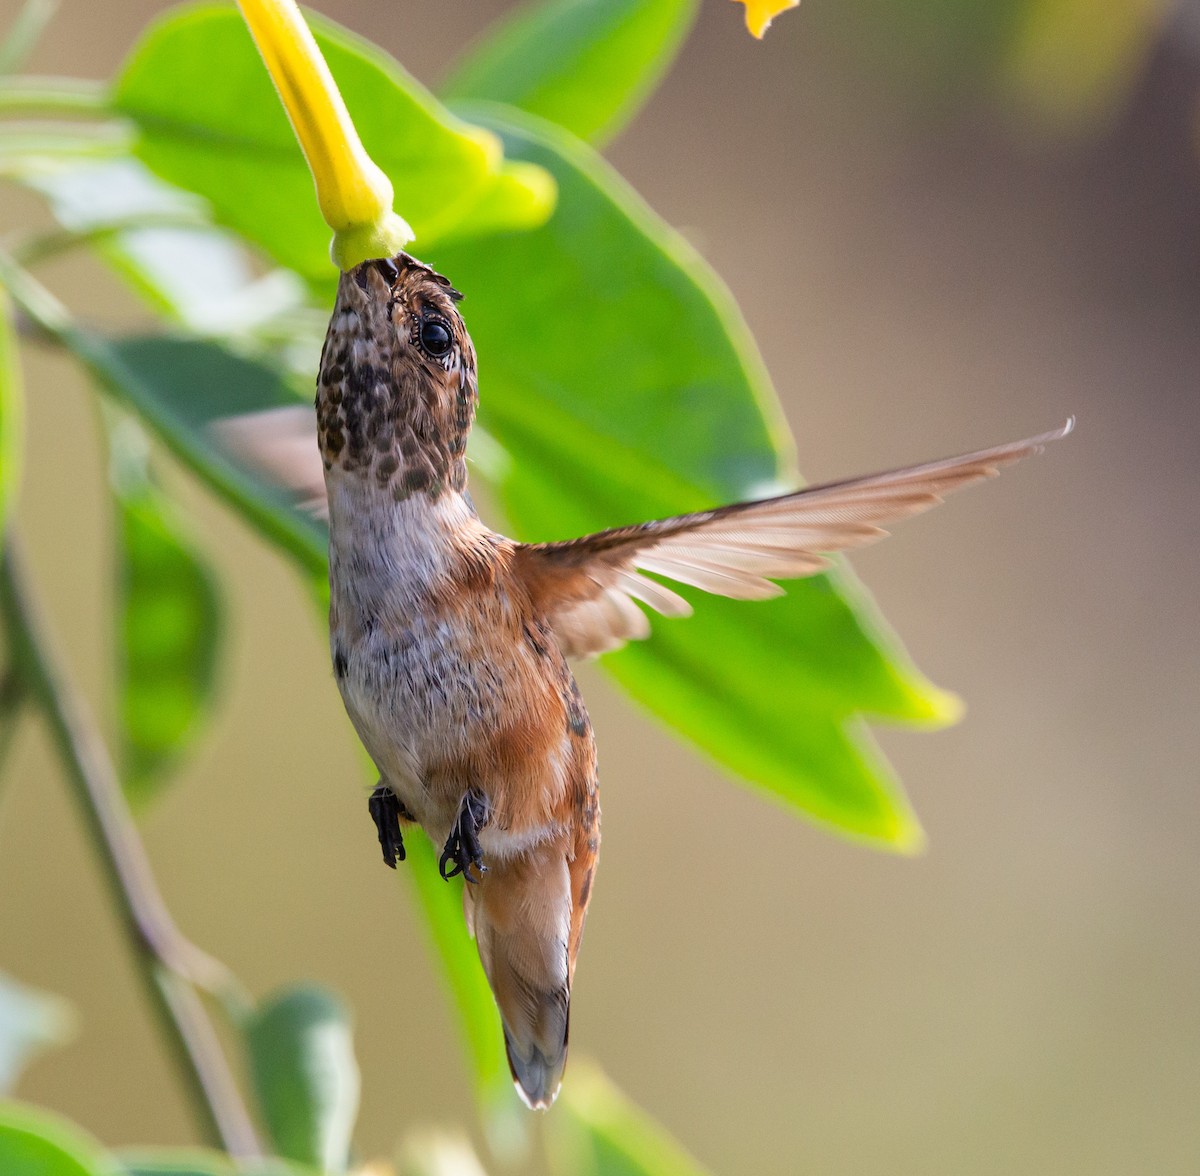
418;317;453;359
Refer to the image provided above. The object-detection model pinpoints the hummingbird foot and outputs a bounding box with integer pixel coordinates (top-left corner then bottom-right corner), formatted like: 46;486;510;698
368;784;406;869
439;788;489;885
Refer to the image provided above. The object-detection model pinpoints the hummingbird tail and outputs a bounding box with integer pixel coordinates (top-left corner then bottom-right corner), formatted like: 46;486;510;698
503;1009;569;1111
465;839;574;1109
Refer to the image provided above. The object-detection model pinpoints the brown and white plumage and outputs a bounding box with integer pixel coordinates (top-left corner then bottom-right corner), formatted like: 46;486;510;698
216;251;1070;1110
515;422;1073;658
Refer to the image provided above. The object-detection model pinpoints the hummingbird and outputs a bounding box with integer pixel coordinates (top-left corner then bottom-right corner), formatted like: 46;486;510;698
228;251;1070;1109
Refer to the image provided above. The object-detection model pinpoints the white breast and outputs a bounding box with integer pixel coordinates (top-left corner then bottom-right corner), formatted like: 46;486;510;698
324;482;502;831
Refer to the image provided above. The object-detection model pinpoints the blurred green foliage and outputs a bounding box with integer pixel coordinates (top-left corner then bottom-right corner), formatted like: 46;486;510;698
0;1102;121;1176
443;0;700;146
244;986;359;1173
550;1067;709;1176
810;0;1168;130
110;418;222;810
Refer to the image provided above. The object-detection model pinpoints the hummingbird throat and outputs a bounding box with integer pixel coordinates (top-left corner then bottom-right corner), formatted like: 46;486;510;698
315;256;476;503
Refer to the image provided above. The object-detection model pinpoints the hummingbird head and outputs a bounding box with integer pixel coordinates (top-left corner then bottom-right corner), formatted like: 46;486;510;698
316;252;478;501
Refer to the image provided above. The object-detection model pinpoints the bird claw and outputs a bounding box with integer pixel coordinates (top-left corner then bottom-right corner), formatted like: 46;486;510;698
368;783;406;869
440;788;489;884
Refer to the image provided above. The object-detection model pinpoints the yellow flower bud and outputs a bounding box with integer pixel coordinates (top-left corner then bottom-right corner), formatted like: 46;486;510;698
236;0;412;269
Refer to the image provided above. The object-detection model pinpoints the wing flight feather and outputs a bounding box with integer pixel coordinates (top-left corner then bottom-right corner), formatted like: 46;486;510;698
515;421;1073;658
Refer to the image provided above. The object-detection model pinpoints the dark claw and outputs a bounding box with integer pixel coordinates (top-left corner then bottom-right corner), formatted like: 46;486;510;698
369;784;406;869
439;788;489;885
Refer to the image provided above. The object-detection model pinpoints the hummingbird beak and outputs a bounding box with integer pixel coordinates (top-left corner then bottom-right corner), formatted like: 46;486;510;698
235;0;412;270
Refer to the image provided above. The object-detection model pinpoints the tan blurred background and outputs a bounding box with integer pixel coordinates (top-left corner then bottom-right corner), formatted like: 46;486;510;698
3;1;1200;1172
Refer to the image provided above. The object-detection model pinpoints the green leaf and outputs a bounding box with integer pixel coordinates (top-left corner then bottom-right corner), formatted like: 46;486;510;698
0;292;23;541
0;974;75;1094
109;418;222;811
8;312;328;577
0;1102;119;1176
243;984;359;1173
87;335;324;570
442;0;699;146
117;1151;233;1176
0;124;132;176
430;106;955;849
548;1064;710;1176
111;5;554;283
22;160;306;334
117;1150;304;1176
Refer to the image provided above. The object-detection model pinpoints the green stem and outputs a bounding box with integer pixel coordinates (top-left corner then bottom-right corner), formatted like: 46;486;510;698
0;76;107;117
0;0;60;78
0;664;25;798
0;536;261;1159
0;122;132;176
12;213;214;267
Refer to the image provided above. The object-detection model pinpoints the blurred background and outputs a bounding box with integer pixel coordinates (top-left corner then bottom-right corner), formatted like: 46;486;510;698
2;0;1199;1172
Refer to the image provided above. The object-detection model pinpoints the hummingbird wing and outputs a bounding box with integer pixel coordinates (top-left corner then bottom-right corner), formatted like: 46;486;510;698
212;406;329;518
514;421;1073;659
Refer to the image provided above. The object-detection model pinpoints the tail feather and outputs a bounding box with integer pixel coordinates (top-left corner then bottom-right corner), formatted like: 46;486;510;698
465;839;574;1109
503;999;569;1110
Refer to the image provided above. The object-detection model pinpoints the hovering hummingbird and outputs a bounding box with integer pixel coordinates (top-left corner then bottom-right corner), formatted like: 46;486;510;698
225;251;1070;1109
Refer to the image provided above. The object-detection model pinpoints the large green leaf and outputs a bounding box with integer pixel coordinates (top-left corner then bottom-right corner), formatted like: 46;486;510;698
243;985;359;1174
442;0;699;146
110;5;554;285
0;1103;119;1176
0;293;22;541
430;106;956;849
548;1064;710;1176
109;419;222;811
0;974;74;1095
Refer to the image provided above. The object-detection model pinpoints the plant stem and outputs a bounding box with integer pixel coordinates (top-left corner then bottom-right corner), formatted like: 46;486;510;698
0;0;61;78
12;213;214;267
0;664;24;798
0;123;132;177
0;536;261;1159
0;76;107;117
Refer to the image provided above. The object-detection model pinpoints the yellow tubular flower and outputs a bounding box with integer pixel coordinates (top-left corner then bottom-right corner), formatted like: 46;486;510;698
737;0;800;39
236;0;412;269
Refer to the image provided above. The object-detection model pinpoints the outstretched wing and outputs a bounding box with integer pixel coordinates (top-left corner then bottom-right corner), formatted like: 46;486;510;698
212;406;329;518
513;421;1073;658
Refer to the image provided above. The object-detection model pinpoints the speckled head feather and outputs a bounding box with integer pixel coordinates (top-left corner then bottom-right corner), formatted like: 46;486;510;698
316;253;477;500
